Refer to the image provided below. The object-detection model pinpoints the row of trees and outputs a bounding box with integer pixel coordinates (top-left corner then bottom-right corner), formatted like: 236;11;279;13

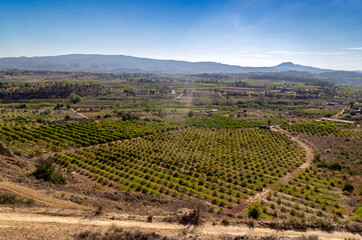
50;127;305;208
282;121;361;137
0;120;180;156
0;83;101;100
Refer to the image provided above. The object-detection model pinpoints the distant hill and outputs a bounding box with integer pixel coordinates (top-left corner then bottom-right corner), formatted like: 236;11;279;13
0;54;361;85
273;62;331;74
0;54;330;74
0;54;269;74
319;71;362;86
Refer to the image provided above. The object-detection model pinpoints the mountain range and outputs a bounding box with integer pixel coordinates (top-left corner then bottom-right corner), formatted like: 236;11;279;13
0;54;361;85
0;54;333;74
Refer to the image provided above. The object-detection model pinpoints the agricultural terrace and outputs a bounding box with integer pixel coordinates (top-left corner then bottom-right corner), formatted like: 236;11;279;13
281;121;361;137
293;109;338;118
265;166;346;223
49;126;305;208
0;120;179;157
0;116;254;157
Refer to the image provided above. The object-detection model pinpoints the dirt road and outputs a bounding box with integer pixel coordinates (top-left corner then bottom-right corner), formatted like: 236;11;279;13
70;108;89;119
0;212;360;240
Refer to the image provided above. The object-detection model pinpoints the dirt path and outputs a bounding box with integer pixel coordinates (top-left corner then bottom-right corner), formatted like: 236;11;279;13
226;125;313;216
0;212;359;240
334;108;345;117
70;108;89;119
0;181;90;210
271;125;313;184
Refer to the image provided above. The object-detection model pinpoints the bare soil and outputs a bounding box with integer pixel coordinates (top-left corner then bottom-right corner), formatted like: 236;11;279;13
0;211;361;240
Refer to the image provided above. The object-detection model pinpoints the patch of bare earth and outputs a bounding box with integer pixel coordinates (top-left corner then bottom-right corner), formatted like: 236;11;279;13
0;212;361;240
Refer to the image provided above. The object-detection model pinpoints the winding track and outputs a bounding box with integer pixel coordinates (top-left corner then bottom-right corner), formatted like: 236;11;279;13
69;108;89;119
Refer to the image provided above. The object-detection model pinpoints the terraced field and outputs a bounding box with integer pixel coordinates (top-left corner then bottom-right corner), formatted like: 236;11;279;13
281;121;361;137
49;126;305;208
264;166;345;222
0;120;179;156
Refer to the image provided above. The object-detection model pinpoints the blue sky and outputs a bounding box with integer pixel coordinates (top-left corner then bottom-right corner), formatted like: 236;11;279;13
1;0;362;70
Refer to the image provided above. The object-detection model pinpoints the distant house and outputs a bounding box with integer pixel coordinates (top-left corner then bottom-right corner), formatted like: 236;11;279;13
327;102;337;106
321;118;355;124
285;91;297;96
205;109;218;113
59;107;68;111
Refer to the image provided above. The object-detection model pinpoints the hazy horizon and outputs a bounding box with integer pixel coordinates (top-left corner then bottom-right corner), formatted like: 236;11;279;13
1;0;362;71
0;53;341;71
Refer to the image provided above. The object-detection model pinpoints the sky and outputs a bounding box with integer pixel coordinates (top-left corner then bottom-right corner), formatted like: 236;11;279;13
0;0;362;70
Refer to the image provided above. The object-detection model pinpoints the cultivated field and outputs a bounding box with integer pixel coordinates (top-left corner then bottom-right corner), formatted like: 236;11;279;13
0;70;360;239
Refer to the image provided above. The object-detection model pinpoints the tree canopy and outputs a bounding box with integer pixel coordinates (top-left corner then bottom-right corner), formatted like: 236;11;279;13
69;93;82;104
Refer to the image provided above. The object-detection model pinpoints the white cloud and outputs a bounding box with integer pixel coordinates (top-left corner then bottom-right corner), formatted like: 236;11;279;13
346;47;362;50
250;54;271;58
269;50;290;54
268;50;347;55
239;50;248;53
330;52;347;55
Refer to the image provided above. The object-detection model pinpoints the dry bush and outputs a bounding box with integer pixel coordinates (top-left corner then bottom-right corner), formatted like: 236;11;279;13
347;222;362;233
74;228;172;240
296;236;319;240
220;236;280;240
94;203;104;215
0;192;34;206
172;199;203;225
221;235;319;240
176;208;201;225
268;218;307;230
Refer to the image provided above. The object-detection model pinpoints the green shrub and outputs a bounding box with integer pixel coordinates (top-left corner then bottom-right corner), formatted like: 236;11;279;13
355;207;362;219
36;118;46;123
221;218;230;226
290;208;296;216
342;181;354;193
0;193;34;205
334;208;343;217
12;148;23;156
15;103;29;109
248;202;261;219
69;93;82;104
187;111;194;117
313;153;321;162
0;193;18;204
33;158;67;185
327;162;342;171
